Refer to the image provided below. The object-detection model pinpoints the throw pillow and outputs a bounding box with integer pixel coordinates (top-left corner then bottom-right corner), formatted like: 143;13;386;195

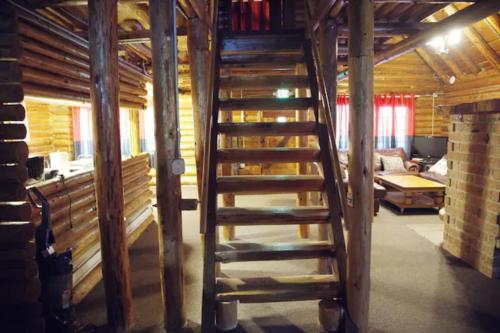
429;157;448;176
374;152;382;171
381;155;406;173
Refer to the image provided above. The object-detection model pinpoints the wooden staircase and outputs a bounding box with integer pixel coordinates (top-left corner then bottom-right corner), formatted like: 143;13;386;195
201;5;348;332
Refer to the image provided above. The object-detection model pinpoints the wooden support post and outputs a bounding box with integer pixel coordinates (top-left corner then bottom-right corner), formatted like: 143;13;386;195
149;0;185;330
187;17;209;197
87;0;133;331
295;63;310;239
347;0;374;332
317;17;337;274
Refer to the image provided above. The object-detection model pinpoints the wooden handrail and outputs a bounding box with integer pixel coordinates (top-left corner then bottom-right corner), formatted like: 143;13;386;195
200;0;221;233
303;0;352;230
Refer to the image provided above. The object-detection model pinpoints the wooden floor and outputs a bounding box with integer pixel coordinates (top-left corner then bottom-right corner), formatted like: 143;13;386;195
76;187;500;333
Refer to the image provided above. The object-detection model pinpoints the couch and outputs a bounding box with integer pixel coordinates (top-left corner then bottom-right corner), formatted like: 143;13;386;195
419;156;448;184
338;147;419;177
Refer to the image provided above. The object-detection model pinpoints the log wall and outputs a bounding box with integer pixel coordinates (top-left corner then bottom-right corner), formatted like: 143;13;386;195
15;7;150;110
0;4;45;331
28;153;154;303
439;70;500;107
443;100;500;279
25;100;74;158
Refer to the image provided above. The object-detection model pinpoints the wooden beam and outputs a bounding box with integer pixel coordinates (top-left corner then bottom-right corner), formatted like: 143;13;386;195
373;1;500;66
415;47;449;83
187;17;208;197
347;0;374;332
312;0;337;31
149;0;185;330
87;0;132;332
118;27;187;44
443;4;500;73
318;16;337;274
338;22;432;36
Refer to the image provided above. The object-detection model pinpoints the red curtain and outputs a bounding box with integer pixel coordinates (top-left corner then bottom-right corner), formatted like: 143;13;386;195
335;94;416;154
231;0;270;32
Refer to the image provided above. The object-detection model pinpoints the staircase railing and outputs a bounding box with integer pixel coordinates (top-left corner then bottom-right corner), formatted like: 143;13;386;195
303;0;352;229
200;0;221;233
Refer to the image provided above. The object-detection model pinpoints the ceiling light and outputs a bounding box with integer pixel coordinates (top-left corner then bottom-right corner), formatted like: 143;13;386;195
275;89;292;99
426;28;462;54
276;116;287;123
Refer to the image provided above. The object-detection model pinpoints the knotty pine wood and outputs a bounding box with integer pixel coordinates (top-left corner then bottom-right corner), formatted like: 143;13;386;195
24;100;74;159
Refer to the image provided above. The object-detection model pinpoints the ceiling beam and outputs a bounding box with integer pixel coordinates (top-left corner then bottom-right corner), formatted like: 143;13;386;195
373;1;500;66
338;22;433;36
415;47;449;83
118;27;187;44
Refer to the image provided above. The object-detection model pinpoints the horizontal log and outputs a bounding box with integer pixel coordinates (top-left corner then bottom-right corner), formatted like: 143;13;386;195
0;181;27;201
0;84;24;103
0;61;22;82
21;37;89;69
0;260;38;280
23;83;146;109
0;141;29;164
0;279;41;306
0;221;34;245
0;241;35;262
0;123;27;140
0;104;25;121
19;50;90;81
0;33;22;60
0;202;32;222
0;165;28;183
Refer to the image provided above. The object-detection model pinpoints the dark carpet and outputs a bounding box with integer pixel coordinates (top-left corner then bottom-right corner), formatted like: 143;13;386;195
76;190;500;333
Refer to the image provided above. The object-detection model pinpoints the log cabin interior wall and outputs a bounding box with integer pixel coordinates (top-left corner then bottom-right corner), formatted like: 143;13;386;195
24;100;74;159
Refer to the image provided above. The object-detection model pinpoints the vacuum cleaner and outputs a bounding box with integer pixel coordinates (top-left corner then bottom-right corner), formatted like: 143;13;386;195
28;187;96;333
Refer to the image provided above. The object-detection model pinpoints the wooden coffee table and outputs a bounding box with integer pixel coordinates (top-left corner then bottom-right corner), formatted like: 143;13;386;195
375;175;445;213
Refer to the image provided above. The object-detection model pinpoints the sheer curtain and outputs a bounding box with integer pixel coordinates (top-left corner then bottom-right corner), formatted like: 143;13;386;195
374;94;415;155
336;94;349;150
72;107;133;159
334;94;415;154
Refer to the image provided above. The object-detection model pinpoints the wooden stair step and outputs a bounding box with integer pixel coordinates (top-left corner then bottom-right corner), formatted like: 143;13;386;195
221;34;304;53
219;98;312;111
217;207;330;226
216;275;339;303
219;75;309;90
220;53;303;68
218;121;318;136
217;175;324;194
215;241;334;263
217;148;320;163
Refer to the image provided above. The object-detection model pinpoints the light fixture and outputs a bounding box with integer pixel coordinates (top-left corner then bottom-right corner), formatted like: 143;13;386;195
448;75;456;85
276;116;287;123
275;88;292;99
426;29;462;54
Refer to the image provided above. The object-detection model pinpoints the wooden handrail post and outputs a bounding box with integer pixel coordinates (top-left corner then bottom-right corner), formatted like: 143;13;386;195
317;17;337;274
187;16;209;198
87;0;133;331
347;0;374;332
149;0;185;330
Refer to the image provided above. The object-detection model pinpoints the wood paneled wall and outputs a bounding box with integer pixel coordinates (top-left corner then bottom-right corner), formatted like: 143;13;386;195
25;100;74;159
439;70;500;106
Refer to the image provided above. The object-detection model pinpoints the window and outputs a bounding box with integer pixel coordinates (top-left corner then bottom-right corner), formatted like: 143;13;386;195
334;94;415;155
72;107;133;159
